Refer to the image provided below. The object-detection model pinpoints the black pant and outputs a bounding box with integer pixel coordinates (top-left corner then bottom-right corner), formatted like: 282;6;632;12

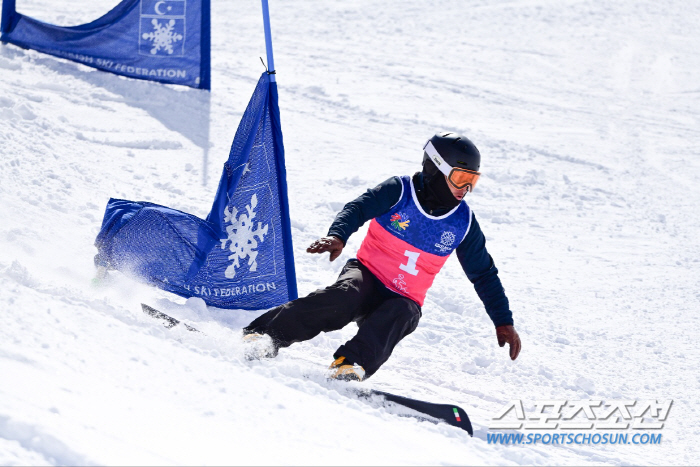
244;259;422;378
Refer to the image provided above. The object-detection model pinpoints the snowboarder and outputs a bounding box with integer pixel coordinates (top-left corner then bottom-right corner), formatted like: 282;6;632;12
243;132;521;381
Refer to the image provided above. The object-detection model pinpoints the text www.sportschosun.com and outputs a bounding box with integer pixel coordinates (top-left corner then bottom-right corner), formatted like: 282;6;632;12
487;432;662;445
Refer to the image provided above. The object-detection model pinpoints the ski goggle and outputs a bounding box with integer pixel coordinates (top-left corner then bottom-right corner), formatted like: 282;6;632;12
424;141;481;192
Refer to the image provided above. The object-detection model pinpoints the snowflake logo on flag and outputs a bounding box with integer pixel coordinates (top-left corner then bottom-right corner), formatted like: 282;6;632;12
141;19;183;55
220;194;269;279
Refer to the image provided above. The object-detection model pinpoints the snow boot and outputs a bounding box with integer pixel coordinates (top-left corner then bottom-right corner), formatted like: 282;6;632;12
328;356;365;382
242;332;278;360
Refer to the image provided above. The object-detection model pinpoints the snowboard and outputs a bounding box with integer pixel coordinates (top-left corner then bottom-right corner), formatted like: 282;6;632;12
140;303;473;435
357;389;473;435
141;303;200;333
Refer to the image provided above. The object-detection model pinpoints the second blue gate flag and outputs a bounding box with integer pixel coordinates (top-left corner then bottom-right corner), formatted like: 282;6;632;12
1;0;210;89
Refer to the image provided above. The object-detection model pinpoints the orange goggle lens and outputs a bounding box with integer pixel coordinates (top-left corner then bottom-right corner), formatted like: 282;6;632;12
447;168;480;191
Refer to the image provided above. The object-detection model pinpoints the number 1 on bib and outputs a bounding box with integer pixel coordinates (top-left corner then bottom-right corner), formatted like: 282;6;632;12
399;250;420;276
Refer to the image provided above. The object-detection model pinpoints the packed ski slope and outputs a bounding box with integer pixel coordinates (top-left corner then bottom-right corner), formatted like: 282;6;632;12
2;0;699;465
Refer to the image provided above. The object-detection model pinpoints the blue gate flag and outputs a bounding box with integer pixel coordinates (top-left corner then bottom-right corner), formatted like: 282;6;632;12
94;72;298;309
1;0;210;89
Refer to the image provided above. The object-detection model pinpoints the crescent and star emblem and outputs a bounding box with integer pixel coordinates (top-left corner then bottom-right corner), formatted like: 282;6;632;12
154;1;172;15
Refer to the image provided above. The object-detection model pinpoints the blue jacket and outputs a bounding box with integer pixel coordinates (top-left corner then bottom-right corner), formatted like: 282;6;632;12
327;173;513;327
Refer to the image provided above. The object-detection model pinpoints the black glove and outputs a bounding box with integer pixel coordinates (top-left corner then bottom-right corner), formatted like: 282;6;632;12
496;325;521;360
306;236;344;262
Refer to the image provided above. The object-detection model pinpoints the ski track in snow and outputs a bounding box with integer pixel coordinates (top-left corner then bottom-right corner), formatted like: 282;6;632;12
1;0;700;465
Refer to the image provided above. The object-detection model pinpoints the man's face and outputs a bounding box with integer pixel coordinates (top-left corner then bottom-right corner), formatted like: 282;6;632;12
445;175;469;200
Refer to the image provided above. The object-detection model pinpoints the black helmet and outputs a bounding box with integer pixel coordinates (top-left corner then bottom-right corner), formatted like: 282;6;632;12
422;132;481;172
422;132;481;192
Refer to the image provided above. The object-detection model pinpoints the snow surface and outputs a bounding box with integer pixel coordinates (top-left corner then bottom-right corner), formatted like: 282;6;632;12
2;0;700;465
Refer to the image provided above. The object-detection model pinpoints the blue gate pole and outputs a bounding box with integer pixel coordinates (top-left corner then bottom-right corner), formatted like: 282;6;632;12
1;0;17;35
261;0;276;82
